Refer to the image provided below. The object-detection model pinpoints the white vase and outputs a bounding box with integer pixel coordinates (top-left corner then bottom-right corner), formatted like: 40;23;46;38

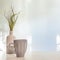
6;31;15;54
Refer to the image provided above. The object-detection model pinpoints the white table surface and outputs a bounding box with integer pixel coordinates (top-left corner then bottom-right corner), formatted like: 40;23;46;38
7;51;60;60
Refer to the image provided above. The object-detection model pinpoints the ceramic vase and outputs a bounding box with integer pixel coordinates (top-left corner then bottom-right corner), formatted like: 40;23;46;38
6;31;15;54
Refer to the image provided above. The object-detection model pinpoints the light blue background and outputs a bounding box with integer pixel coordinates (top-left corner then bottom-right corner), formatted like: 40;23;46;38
29;15;60;51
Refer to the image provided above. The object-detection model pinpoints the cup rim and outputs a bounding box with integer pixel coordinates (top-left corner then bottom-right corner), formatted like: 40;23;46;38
14;39;27;41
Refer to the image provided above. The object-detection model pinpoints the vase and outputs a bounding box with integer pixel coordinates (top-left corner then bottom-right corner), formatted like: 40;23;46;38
6;31;15;54
14;39;27;57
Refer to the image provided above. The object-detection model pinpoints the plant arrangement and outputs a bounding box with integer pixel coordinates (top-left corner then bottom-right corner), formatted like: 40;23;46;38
4;6;20;54
4;7;20;31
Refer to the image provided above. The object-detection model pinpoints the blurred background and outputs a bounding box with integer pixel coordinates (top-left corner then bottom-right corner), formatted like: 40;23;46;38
0;0;60;55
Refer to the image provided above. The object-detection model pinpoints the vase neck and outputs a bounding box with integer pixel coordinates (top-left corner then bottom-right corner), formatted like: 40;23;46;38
10;31;13;35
